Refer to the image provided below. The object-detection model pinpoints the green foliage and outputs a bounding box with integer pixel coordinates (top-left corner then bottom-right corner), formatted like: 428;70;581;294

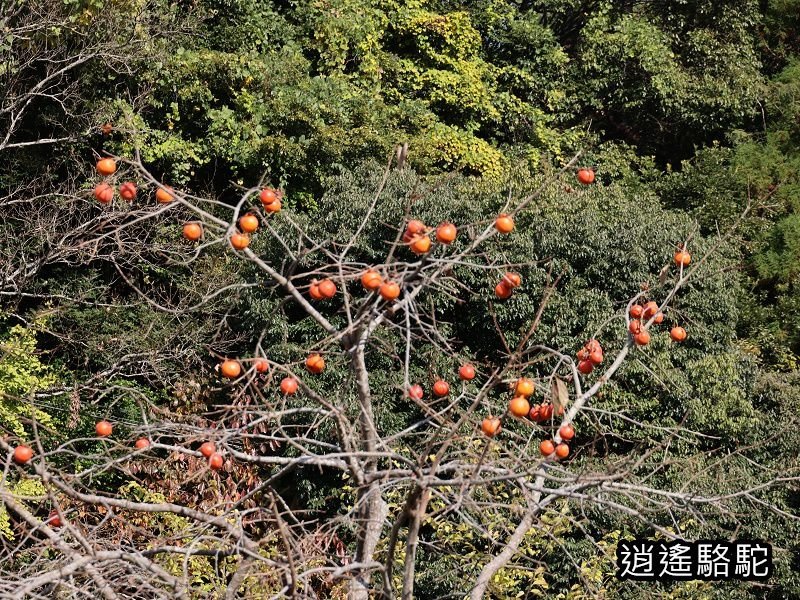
658;59;800;360
0;319;57;438
754;213;800;281
683;352;760;440
576;4;764;157
0;508;11;541
410;122;506;177
96;0;767;187
762;0;800;72
0;477;47;541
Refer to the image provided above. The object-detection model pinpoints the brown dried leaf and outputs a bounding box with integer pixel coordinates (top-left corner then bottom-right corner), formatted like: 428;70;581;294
551;378;569;412
658;264;670;286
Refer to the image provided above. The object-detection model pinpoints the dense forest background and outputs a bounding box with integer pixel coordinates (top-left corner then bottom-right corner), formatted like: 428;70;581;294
2;0;800;597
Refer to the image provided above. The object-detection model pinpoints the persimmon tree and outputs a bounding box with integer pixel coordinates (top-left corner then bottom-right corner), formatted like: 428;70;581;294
2;137;797;599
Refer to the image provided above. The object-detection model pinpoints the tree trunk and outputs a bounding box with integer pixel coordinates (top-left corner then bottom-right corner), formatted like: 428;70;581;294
349;481;389;599
349;335;388;599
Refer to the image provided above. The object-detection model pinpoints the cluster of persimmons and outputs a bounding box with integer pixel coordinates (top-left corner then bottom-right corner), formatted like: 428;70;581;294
92;158;174;205
478;245;691;461
183;187;283;247
16;163;689;474
480;375;573;460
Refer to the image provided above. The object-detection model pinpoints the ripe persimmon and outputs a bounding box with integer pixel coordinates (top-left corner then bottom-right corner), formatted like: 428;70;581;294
670;326;687;342
494;214;514;233
405;220;425;237
361;270;382;291
407;220;425;233
643;301;658;319
182;222;202;241
135;437;150;449
47;511;62;527
495;282;512;299
309;281;323;300
508;395;530;417
558;424;575;441
459;363;476;381
481;417;501;437
260;188;278;205
306;353;325;374
263;199;281;213
630;304;644;319
239;214;259;233
220;359;241;379
502;272;521;289
379;281;401;301
577;168;595;185
96;158;117;176
254;359;269;373
409;235;431;254
208;452;224;470
119;182;137;201
13;445;33;464
628;320;642;334
539;439;555;456
280;377;298;395
96;420;113;437
515;377;535;397
200;441;216;458
555;443;570;458
674;250;691;266
318;279;336;299
589;349;603;365
578;360;594;374
432;380;450;397
634;330;651;346
230;233;250;250
654;311;664;324
155;186;175;203
408;384;424;400
94;182;114;204
436;222;457;244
